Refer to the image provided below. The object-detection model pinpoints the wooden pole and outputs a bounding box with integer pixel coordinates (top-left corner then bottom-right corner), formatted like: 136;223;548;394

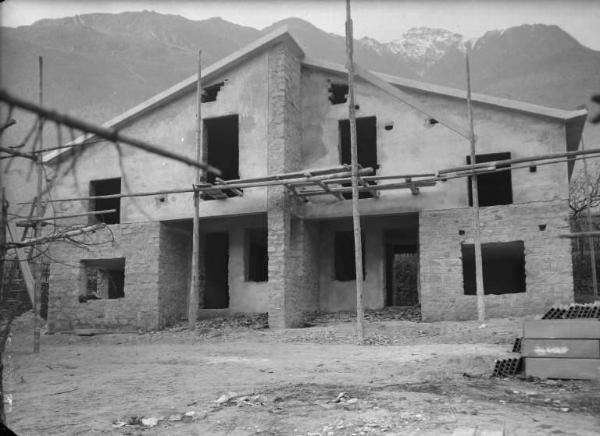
466;48;486;323
188;50;202;330
33;56;43;353
345;0;365;342
7;223;105;249
0;188;6;302
6;222;35;302
581;136;599;299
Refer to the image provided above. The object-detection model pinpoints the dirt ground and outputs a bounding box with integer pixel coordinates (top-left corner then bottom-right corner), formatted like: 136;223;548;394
2;311;599;435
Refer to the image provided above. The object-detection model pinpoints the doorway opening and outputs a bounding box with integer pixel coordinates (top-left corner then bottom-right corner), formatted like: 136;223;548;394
204;232;230;308
385;244;419;307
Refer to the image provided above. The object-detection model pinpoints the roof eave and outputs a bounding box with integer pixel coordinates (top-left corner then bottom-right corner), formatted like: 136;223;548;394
302;57;588;123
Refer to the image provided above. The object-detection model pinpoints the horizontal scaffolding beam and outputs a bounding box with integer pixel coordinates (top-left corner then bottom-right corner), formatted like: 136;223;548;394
201;168;374;190
297;179;437;197
560;231;600;239
0;89;221;174
18;188;198;204
216;165;357;185
439;147;600;175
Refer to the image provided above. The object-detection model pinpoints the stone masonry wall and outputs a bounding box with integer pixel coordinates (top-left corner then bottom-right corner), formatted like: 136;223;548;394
158;224;191;328
47;222;161;332
419;201;574;321
266;41;306;328
286;218;321;325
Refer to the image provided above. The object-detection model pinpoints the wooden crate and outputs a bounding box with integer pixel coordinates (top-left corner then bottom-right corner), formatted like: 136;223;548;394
521;339;600;358
525;358;600;380
523;320;600;339
523;319;600;379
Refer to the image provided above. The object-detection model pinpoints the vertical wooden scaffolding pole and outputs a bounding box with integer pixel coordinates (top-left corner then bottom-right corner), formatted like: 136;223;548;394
0;188;6;302
0;188;5;425
33;56;43;352
188;50;202;330
466;48;486;322
581;136;599;299
345;0;365;342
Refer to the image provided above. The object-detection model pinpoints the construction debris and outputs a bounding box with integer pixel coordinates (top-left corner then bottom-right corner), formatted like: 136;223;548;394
195;313;268;333
215;392;264;407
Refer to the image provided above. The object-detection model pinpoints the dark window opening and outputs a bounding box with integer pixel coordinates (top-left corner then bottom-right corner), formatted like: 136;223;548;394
204;232;229;308
462;241;525;295
334;231;366;281
339;117;378;199
80;258;125;302
466;152;512;206
246;228;268;282
202;82;225;103
89;178;121;224
203;115;239;199
329;82;348;104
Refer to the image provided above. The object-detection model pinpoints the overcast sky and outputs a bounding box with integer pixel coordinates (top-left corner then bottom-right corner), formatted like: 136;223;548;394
2;0;600;49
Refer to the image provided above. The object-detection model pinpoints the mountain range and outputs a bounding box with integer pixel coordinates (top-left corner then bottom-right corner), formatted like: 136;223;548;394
1;11;599;162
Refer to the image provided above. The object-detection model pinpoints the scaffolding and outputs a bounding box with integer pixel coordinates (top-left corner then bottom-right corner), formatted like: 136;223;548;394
1;4;598;344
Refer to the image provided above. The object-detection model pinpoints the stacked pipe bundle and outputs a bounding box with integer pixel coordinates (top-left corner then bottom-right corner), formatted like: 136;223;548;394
542;302;600;320
492;357;523;377
512;337;522;353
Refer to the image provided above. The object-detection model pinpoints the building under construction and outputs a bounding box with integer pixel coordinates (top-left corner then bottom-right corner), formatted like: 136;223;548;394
43;28;587;331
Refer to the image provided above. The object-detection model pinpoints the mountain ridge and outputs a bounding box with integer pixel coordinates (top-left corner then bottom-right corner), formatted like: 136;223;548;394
1;12;598;146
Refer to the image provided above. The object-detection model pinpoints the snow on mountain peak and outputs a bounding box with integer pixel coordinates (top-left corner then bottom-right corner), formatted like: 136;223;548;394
389;27;466;62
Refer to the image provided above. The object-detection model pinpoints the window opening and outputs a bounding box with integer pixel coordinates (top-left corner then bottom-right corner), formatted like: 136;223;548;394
339;116;378;199
202;82;225;103
203;115;239;199
89;178;121;224
462;241;525;295
80;258;125;302
466;152;512;206
329;82;348;104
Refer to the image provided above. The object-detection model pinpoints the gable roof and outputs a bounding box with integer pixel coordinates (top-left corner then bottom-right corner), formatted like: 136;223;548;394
45;26;304;162
46;26;587;164
303;57;588;123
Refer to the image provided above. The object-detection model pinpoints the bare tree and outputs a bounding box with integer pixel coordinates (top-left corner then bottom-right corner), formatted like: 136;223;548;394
569;161;600;219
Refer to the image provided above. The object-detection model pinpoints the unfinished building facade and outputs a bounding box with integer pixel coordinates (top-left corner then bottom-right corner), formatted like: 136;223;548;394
45;28;587;331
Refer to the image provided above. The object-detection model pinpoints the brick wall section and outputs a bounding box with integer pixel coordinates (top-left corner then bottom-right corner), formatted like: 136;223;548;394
47;222;161;332
158;224;191;328
266;42;308;328
419;201;574;321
